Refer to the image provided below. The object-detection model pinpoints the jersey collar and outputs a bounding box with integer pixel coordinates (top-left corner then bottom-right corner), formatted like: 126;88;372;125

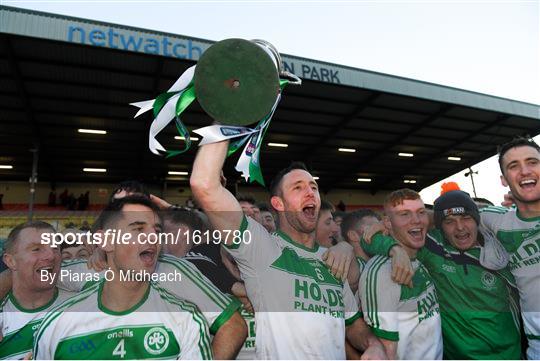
9;287;58;313
276;230;319;253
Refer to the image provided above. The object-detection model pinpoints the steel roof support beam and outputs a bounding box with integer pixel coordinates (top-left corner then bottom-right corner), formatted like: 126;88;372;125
321;104;454;191
375;114;518;191
302;93;381;164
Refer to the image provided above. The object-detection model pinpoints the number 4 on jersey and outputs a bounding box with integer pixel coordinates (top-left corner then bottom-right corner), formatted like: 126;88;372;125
113;339;126;358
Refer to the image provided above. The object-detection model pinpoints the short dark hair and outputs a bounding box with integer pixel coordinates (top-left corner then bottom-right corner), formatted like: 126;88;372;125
162;208;205;232
320;200;335;212
269;161;310;196
341;209;381;240
236;194;256;205
332;211;346;220
4;221;55;254
257;203;272;213
110;180;150;202
498;136;540;173
99;195;160;230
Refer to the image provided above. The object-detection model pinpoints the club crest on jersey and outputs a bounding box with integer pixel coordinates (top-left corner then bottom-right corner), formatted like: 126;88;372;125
443;207;465;216
144;327;170;355
480;271;496;290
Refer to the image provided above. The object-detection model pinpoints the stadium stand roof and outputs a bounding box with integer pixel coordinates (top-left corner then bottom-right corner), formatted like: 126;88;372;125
1;5;539;193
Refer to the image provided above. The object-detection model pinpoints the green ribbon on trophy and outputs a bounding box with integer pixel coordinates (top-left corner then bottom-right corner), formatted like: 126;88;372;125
130;38;301;185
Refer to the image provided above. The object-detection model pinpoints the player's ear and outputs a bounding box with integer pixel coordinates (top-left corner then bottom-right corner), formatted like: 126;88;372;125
3;253;16;270
270;196;284;212
383;215;392;231
347;230;359;243
500;174;509;187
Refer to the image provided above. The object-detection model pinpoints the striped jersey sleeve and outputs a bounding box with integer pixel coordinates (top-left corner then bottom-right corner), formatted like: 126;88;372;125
360;255;400;341
152;284;213;360
157;255;240;334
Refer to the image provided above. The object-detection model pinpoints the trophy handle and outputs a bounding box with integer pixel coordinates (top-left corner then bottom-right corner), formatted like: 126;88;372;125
251;39;302;85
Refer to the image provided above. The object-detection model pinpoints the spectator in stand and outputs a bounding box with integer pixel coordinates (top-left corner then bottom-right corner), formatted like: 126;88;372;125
67;193;76;210
59;189;68;207
83;191;90;210
48;188;56;207
77;194;85;210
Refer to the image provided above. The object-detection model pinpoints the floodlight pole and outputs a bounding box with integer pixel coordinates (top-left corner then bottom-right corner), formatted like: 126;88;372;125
28;146;39;221
465;167;478;198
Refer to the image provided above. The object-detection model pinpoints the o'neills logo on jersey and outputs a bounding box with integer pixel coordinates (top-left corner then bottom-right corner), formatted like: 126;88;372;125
144;327;170;355
107;329;134;339
443;207;465;216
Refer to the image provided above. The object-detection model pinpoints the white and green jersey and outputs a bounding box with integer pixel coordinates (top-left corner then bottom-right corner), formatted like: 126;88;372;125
360;255;443;360
356;256;366;275
481;206;540;358
0;288;74;360
224;217;361;359
354;257;367;303
236;307;256;360
33;280;212;360
59;257;240;334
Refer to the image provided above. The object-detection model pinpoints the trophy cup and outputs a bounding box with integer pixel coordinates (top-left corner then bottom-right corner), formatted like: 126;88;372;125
131;38;300;185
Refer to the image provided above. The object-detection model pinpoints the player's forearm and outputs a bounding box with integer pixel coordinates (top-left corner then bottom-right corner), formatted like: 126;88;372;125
211;311;247;359
380;338;397;359
190;141;228;200
361;233;398;257
346;317;381;352
345;339;362;360
190;141;244;242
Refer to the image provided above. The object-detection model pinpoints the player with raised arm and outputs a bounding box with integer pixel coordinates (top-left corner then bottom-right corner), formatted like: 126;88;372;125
359;189;443;360
0;221;74;360
190;140;386;359
33;196;212;360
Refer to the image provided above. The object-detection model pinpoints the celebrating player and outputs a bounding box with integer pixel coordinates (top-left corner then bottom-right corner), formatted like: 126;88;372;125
359;189;443;360
0;222;74;359
481;136;540;359
33;196;213;360
362;190;521;359
190;140;386;359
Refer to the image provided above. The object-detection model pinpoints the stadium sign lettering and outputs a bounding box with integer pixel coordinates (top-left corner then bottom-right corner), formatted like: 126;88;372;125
67;25;204;60
66;25;342;85
283;61;341;84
